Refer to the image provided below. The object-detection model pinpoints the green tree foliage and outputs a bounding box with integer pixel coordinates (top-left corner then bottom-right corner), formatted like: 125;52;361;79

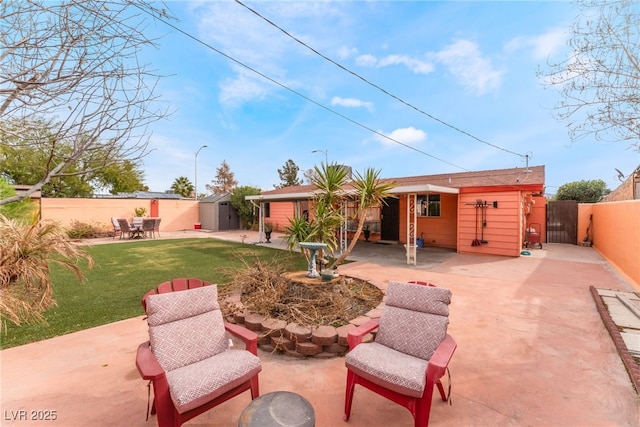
1;124;146;197
540;0;640;151
554;179;609;203
171;176;194;198
95;161;147;195
276;159;303;188
0;179;36;221
205;160;238;195
230;186;261;229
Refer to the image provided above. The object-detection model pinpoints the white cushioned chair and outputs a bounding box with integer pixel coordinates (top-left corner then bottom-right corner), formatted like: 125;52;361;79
136;278;262;427
344;280;456;427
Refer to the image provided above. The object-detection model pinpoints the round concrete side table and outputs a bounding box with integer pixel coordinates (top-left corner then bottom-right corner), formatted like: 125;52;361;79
238;391;315;427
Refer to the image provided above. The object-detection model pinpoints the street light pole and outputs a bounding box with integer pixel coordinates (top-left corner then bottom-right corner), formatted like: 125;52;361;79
194;145;208;200
312;149;328;164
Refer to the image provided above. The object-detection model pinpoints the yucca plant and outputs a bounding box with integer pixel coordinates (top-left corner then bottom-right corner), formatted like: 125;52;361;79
0;214;94;328
284;162;348;263
330;168;396;268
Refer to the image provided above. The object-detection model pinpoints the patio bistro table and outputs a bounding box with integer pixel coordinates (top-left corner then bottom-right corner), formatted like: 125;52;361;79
238;391;315;427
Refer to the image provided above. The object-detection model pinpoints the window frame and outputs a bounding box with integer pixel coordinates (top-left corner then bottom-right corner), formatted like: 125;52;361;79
418;194;441;217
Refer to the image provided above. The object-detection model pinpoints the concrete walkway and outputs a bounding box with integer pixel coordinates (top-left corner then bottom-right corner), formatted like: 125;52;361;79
1;231;639;426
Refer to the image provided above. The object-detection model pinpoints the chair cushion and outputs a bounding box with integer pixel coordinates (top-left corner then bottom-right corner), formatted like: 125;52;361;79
375;307;448;360
375;281;451;360
166;349;262;414
385;281;451;315
345;342;428;398
146;286;229;372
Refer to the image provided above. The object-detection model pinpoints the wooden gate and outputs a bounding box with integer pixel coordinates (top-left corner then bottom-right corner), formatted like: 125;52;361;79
546;200;578;244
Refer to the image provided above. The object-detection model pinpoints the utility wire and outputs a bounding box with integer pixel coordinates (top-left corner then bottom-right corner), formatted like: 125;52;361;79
235;0;527;159
131;3;470;171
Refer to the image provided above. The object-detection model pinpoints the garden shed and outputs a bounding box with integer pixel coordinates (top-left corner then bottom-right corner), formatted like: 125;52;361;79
199;192;240;231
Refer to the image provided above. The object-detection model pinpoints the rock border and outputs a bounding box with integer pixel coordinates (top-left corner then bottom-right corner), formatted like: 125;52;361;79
224;282;383;359
589;286;640;393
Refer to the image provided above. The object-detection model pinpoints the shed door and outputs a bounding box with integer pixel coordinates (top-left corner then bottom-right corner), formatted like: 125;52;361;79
219;201;240;230
380;197;399;241
219;202;231;230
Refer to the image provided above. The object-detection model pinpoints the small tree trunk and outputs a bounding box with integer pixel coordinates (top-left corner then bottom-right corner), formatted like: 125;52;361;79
329;213;365;269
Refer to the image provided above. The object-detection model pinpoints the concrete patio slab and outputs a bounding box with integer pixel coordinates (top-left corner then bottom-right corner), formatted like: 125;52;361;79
2;232;639;426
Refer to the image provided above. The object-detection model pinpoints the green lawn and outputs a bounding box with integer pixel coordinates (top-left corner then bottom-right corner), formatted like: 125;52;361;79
1;238;307;349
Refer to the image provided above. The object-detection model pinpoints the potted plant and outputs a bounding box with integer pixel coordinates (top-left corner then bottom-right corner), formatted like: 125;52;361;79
264;222;273;243
132;207;148;229
363;223;371;241
134;207;148;217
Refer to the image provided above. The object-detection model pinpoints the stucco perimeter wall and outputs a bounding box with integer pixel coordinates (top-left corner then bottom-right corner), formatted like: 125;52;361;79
40;198;199;232
581;200;640;288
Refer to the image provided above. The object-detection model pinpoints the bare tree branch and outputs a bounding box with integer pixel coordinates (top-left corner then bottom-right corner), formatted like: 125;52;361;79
0;0;174;205
539;0;640;151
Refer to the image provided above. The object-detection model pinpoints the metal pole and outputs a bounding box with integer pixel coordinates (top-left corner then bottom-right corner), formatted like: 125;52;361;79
194;145;208;200
312;149;328;164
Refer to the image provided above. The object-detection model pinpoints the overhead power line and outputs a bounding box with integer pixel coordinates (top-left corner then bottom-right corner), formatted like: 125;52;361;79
234;0;527;160
131;3;470;171
133;3;538;192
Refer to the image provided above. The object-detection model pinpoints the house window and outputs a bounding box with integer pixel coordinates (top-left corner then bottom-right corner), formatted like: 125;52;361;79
419;194;441;217
264;202;271;218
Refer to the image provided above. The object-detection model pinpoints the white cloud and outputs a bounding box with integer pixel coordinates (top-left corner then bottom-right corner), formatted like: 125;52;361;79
355;54;434;74
376;126;427;148
433;39;504;95
505;27;568;60
331;96;373;112
378;55;434;74
219;69;270;108
337;45;358;60
193;1;345;108
355;54;378;67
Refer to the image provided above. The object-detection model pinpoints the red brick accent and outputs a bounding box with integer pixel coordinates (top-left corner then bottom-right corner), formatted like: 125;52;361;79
261;318;287;337
271;335;295;351
324;343;348;354
233;310;249;324
336;324;356;346
285;322;312;343
349;315;372;326
244;313;266;331
590;286;640;393
311;325;338;346
296;341;323;356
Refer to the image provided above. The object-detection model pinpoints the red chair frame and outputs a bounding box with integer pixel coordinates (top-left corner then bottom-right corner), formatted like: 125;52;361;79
136;278;260;427
344;318;456;427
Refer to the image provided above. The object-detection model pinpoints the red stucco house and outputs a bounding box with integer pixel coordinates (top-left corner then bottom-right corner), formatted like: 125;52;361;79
247;165;546;262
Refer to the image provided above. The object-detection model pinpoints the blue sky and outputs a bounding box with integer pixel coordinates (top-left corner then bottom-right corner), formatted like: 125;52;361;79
139;1;640;196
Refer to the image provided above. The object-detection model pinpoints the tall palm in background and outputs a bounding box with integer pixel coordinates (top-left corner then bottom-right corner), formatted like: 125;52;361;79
171;176;194;198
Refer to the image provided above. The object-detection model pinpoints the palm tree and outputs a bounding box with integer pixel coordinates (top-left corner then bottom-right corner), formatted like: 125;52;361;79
310;162;348;258
0;214;93;327
171;176;194;198
330;168;396;268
